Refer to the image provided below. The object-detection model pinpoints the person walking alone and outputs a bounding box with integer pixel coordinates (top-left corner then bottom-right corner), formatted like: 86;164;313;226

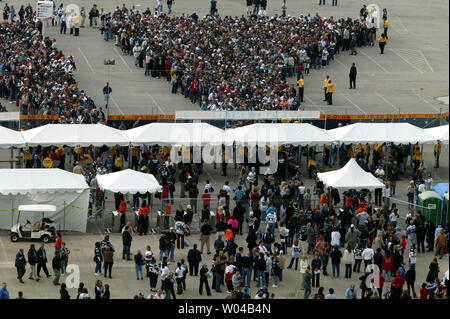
122;225;132;260
349;63;357;89
199;262;212;296
378;34;387;54
326;79;334;105
297;75;304;103
103;82;112;108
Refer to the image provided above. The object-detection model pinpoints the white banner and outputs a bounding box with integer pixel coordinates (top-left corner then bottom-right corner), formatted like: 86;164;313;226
175;111;321;120
0;112;20;122
37;1;54;19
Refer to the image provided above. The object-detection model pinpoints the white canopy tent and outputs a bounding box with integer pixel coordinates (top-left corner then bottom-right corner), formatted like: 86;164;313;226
317;159;385;190
327;122;435;145
225;123;336;146
425;124;449;144
0;169;89;232
21;124;130;147
0;126;26;148
126;122;225;146
96;169;162;194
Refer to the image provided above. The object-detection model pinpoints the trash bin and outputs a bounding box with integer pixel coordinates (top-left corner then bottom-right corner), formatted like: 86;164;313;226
418;191;442;225
157;211;171;232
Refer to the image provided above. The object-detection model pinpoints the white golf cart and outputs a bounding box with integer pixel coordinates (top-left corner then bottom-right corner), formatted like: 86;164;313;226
10;205;57;243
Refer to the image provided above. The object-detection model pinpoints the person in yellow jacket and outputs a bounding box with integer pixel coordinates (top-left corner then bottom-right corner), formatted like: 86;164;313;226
383;19;389;37
297;75;305;103
378;33;387;54
326;79;334;105
434;141;442;168
114;156;123;172
323;75;330;101
412;145;422;170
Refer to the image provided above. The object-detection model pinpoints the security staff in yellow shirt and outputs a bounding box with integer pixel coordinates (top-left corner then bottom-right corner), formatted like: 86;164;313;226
378;33;387;54
434;141;442;168
326;79;334;105
297;75;305;103
323;75;330;101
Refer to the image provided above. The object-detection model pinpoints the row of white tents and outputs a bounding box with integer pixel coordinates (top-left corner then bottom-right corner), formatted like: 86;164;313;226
0;122;448;148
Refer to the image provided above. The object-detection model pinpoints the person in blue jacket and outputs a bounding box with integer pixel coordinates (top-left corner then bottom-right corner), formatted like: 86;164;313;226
345;284;358;299
0;282;10;299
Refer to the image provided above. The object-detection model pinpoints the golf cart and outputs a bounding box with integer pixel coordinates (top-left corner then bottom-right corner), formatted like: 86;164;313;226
10;205;57;243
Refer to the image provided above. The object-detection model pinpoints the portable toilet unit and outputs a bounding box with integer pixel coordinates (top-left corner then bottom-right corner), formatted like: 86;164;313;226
444;192;449;224
418;191;442;225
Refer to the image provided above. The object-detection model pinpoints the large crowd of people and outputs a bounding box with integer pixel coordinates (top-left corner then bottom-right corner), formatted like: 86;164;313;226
1;4;104;126
96;3;382;111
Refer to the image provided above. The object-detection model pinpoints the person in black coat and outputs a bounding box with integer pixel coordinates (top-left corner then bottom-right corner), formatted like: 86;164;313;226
60;283;70;299
199;262;211;296
349;63;357;89
233;202;245;235
122;226;132;260
164;274;176;299
405;267;417;298
36;244;51;278
27;244;39;281
416;223;426;253
246;229;257;252
187;244;202;276
15;249;26;283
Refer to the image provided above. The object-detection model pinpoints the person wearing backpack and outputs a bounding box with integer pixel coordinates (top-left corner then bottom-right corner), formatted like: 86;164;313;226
262;228;274;252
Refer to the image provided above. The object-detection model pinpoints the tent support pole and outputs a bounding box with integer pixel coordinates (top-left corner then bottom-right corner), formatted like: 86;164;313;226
10;147;13;168
63;201;66;233
128;145;131;169
11;198;14;228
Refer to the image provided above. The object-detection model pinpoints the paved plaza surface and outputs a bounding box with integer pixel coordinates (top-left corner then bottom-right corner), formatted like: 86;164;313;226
3;0;449;116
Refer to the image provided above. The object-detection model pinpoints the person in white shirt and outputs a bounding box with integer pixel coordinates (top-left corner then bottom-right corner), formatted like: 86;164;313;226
175;262;185;294
330;229;341;247
325;288;337;299
417;180;425;194
425;174;434;191
362;244;374;271
389;208;399;228
204;180;214;194
247;168;257;186
222;181;232;196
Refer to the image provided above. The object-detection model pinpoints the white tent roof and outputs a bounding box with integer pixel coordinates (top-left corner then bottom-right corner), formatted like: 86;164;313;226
0;169;89;195
21;124;130;147
225;123;336;146
127;122;225;146
0;126;26;148
425;124;449;144
96;169;162;194
327;122;435;145
317;158;385;190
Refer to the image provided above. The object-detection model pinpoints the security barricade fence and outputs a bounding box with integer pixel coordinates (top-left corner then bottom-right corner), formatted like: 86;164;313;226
78;192;441;236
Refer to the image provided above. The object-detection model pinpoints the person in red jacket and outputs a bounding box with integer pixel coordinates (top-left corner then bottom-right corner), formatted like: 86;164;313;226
382;251;393;282
419;283;429;299
119;198;127;230
391;270;405;299
189;79;198;104
201;189;211;210
138;201;150;235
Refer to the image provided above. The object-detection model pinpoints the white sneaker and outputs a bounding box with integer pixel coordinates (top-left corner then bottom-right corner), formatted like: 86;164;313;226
272;284;278;288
